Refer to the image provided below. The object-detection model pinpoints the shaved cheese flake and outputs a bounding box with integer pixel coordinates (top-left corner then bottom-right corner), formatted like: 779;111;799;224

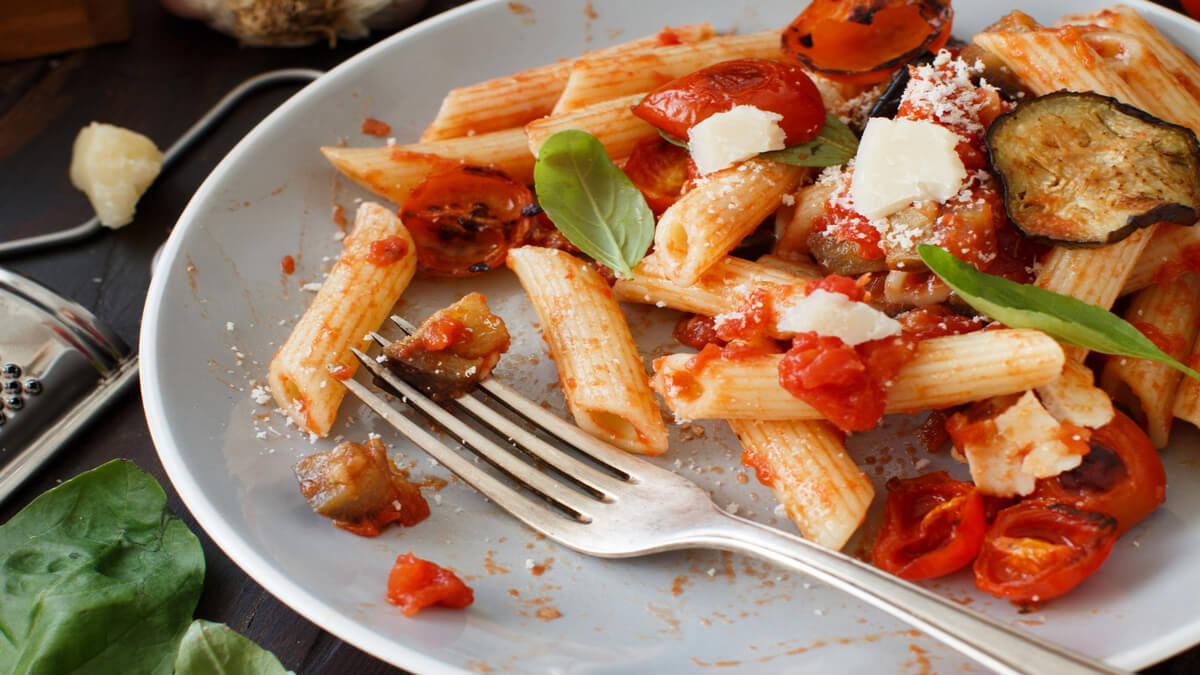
776;289;901;346
962;392;1090;497
688;105;786;175
850;117;966;220
1036;360;1115;429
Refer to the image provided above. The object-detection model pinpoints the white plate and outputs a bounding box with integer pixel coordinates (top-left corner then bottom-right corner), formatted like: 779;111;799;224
141;1;1200;672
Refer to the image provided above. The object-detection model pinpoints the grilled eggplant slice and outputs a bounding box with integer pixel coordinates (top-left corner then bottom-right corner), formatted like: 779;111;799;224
987;92;1200;247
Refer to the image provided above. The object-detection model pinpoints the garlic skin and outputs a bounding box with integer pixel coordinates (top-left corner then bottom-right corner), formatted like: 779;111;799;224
161;0;428;46
70;123;164;229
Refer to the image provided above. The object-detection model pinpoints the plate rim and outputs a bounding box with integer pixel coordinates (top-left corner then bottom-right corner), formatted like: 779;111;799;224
139;0;1200;671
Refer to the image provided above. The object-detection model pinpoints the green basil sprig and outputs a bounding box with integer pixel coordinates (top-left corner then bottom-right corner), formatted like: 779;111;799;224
658;113;859;168
762;113;859;167
919;244;1200;380
534;129;655;277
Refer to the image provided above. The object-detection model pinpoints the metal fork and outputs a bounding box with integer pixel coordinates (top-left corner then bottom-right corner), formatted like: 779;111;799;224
344;315;1125;675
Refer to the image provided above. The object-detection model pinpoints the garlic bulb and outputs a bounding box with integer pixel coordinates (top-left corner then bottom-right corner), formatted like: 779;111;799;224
161;0;428;46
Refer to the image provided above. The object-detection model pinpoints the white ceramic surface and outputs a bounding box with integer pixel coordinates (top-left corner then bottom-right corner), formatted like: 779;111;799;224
141;1;1200;672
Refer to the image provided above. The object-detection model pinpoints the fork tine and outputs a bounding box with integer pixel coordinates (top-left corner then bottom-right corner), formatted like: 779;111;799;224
351;348;601;520
342;375;584;538
387;315;654;479
366;331;629;497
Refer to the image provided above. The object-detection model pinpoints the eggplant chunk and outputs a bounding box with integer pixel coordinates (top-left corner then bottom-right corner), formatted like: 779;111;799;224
384;292;510;400
987;92;1200;247
294;437;429;527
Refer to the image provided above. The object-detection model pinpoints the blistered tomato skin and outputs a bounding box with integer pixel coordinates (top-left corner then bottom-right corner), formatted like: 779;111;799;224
873;471;986;580
631;58;826;145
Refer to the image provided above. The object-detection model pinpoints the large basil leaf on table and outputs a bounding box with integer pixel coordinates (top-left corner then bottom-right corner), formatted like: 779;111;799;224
0;459;205;675
175;620;293;675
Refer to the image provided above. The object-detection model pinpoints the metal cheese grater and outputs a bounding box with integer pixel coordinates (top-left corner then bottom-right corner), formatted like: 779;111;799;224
0;68;322;504
0;267;138;500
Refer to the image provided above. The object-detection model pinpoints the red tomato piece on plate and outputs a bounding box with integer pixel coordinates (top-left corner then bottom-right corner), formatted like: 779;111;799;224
974;501;1118;604
401;166;534;277
873;471;986;580
386;553;475;617
631;58;826;145
621;137;692;214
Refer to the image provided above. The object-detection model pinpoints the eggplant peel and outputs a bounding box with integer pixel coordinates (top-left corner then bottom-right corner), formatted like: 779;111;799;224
987;91;1200;247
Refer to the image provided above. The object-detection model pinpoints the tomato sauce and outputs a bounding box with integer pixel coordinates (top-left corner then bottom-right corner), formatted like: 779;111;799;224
368;237;410;266
329;364;353;381
779;332;918;432
812;206;886;260
332;203;347;227
361;117;392;137
280;254;295;275
1132;322;1188;356
673;314;722;350
419;316;470;352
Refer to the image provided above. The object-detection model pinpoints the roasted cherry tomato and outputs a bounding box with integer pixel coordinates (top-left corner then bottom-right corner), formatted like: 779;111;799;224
386;553;474;616
1031;411;1166;534
1183;0;1200;21
782;0;953;85
401;166;534;277
631;58;826;145
873;471;986;580
622;137;692;213
974;501;1118;604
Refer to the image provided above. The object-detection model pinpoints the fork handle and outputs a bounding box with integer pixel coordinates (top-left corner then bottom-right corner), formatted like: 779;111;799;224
693;509;1126;675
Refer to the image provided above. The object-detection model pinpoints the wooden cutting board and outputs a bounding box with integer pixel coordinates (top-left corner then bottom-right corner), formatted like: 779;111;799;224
0;0;132;62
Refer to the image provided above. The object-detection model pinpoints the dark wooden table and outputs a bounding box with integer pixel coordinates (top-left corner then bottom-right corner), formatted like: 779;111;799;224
1;1;1197;673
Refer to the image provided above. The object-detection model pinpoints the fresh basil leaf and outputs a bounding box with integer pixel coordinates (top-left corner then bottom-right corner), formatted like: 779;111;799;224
763;113;858;167
175;620;293;675
0;459;205;675
919;244;1200;380
657;128;690;149
534;129;655;277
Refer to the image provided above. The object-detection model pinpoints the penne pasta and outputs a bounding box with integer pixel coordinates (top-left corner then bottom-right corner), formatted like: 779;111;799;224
321;128;534;207
508;246;668;455
754;254;824;280
1122;224;1200;296
525;94;654;160
420;23;715;141
1101;272;1200;447
774;180;833;259
612;253;815;329
654;159;808;286
270;202;417;436
552;30;783;114
1173;334;1200;431
653;329;1065;421
729;419;873;551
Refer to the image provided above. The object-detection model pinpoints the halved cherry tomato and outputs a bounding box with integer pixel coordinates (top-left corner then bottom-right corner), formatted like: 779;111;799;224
631;58;826;145
401;166;534;277
621;137;691;213
782;0;953;85
873;471;986;580
974;501;1118;604
1031;411;1165;534
386;553;474;616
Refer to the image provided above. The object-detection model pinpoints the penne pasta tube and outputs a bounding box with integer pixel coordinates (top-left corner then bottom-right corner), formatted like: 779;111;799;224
972;28;1142;103
1173;334;1200;431
420;23;715;141
612;253;815;327
321;128;534;207
1121;223;1200;296
1058;5;1200;110
1101;272;1200;447
729;419;873;551
774;180;834;259
653;329;1065;421
654;159;808;286
525;94;654;160
508;246;668;455
552;30;782;114
269;202;417;436
754;254;824;280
